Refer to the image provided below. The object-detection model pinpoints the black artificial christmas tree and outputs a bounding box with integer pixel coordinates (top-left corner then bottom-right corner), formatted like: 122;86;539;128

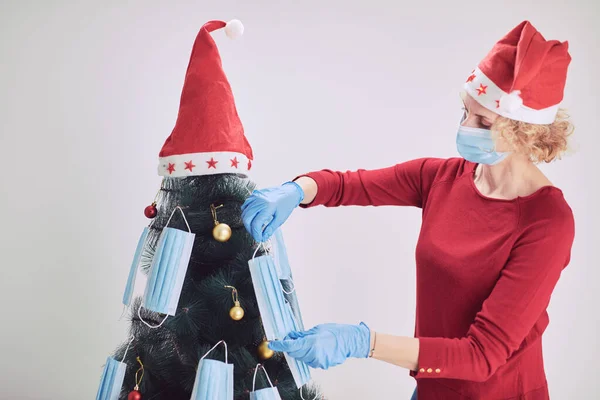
95;19;321;400
112;176;319;399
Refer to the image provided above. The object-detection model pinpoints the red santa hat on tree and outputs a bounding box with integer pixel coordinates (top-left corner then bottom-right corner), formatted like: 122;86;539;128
464;20;571;125
158;19;253;177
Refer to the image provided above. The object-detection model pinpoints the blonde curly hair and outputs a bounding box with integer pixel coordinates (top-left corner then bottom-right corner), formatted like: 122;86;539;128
492;109;575;163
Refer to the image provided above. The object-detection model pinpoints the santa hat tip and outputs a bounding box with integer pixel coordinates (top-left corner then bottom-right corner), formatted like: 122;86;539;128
225;19;244;39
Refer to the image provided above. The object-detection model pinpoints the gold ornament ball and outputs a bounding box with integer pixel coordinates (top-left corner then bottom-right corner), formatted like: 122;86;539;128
213;223;232;242
258;340;274;360
229;304;244;321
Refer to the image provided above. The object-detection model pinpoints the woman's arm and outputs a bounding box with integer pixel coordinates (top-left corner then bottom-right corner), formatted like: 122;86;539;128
370;331;420;371
242;158;449;241
293;158;446;209
293;176;318;205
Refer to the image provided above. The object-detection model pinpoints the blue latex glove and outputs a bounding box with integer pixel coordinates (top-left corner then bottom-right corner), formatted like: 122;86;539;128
241;182;304;242
267;322;371;370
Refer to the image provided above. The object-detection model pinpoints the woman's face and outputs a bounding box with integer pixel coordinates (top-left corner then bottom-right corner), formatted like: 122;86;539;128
460;93;499;129
460;93;510;153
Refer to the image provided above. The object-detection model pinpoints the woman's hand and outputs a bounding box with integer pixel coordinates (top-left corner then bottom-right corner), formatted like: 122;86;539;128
268;323;371;370
241;182;304;242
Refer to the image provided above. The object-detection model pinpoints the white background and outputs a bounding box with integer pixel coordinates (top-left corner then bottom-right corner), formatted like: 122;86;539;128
1;1;598;399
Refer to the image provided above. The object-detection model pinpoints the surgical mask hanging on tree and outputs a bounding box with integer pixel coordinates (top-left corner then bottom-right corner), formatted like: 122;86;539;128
138;206;195;328
95;337;134;400
269;228;292;280
269;228;305;331
250;364;282;400
248;244;312;388
122;227;150;308
190;341;234;400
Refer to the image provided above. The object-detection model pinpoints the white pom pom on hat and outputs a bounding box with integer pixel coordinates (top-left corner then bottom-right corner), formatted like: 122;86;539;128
225;19;244;39
499;90;523;113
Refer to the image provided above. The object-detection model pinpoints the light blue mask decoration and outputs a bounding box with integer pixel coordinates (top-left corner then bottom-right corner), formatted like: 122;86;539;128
250;364;282;400
122;227;149;307
138;206;195;328
248;246;311;388
95;337;134;400
268;228;305;331
456;124;509;165
282;316;311;389
190;341;234;400
270;228;292;280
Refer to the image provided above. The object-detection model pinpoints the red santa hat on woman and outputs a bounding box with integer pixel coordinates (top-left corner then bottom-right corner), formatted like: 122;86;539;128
464;20;571;125
158;19;253;177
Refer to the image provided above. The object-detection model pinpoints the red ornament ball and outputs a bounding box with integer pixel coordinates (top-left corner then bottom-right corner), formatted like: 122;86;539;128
128;390;142;400
144;203;157;219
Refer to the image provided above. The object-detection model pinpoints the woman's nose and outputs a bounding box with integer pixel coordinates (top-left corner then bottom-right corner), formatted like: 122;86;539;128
460;115;477;128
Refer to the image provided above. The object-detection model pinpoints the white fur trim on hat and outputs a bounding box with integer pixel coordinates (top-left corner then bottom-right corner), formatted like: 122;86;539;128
464;68;559;124
158;151;252;178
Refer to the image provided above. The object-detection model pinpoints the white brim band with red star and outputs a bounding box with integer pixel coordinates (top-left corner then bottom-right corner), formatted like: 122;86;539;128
464;67;559;124
158;151;252;177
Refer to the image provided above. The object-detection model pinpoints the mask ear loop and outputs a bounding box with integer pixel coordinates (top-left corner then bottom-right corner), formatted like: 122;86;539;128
121;335;135;362
252;241;268;260
300;385;319;400
137;206;192;329
137;306;169;329
164;206;191;233
281;280;295;295
200;340;229;364
280;281;296;294
252;363;275;392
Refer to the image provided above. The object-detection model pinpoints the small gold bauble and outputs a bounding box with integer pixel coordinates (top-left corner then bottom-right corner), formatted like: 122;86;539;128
257;340;274;360
212;223;232;242
229;301;244;321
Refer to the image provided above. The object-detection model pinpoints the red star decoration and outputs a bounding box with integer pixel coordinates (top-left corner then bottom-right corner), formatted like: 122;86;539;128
206;157;218;169
476;84;488;96
466;74;476;83
230;157;239;168
248;160;252;170
495;100;500;108
167;163;176;174
184;160;196;172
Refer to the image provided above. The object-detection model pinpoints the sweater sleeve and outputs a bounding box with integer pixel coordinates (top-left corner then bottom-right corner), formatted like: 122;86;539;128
294;158;445;209
414;201;575;382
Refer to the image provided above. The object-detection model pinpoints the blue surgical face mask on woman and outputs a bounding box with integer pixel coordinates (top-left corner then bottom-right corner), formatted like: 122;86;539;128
456;116;509;165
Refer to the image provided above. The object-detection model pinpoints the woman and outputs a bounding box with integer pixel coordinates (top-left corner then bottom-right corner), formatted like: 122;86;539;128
241;20;575;400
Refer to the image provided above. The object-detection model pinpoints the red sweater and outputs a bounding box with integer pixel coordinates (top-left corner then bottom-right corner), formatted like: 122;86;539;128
298;158;575;400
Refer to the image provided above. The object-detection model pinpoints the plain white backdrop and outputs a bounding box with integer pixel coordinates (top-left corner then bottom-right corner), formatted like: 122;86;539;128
1;1;598;399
